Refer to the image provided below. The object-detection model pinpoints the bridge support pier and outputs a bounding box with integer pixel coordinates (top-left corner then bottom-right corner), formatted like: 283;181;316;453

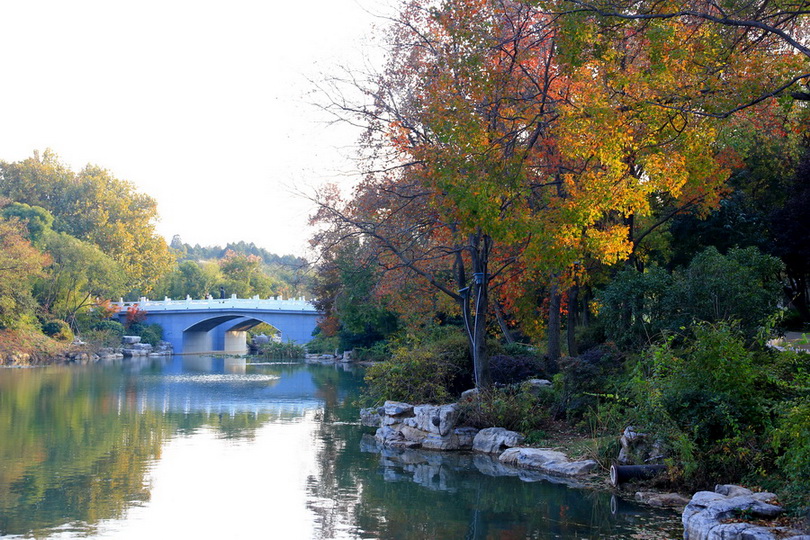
224;331;248;354
183;330;214;354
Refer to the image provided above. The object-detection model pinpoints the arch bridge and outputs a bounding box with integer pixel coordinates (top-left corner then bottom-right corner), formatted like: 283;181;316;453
113;296;322;354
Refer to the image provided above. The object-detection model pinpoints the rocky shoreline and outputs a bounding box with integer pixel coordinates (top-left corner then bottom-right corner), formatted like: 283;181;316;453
0;335;173;366
362;399;809;540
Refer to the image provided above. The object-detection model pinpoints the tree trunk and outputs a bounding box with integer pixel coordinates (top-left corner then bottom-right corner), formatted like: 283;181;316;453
567;285;578;357
495;300;516;344
548;281;562;366
469;231;492;389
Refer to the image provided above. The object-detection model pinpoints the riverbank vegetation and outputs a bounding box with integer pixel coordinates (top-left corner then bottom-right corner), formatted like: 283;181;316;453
308;0;810;518
0;151;312;360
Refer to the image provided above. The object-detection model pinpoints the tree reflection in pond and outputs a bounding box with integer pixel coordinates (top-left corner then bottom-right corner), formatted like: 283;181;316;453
0;367;170;536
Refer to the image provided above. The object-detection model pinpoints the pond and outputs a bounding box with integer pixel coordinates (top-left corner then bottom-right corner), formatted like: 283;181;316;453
0;356;682;539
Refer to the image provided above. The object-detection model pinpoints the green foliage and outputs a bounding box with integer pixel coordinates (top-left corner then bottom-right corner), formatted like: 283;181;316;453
126;323;163;347
598;265;672;349
41;320;73;341
258;341;306;359
306;332;341;355
628;323;772;487
363;332;472;405
0;218;47;330
0;150;174;295
773;396;810;513
552;346;626;420
599;246;783;349
457;384;551;435
353;341;392;362
489;353;545;385
0;202;53;244
92;320;125;338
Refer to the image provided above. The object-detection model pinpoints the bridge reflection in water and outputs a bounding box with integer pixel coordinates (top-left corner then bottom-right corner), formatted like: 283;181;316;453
113;296;322;354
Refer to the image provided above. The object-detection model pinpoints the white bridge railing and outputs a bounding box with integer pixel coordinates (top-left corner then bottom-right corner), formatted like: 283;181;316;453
113;295;318;312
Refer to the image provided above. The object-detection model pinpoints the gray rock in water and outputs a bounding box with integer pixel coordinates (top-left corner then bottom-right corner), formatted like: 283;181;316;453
635;491;691;509
681;485;803;540
472;427;525;454
383;401;414;417
403;404;459;436
121;335;141;345
360;407;383;428
498;448;598;477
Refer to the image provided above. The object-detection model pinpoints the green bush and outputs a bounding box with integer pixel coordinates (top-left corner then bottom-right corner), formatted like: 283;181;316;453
127;322;163;346
363;331;472;405
598;246;783;350
552;345;626;421
354;341;392;362
92;319;125;337
628;323;771;487
83;328;123;348
259;341;306;359
773;397;810;514
457;384;551;437
42;319;73;341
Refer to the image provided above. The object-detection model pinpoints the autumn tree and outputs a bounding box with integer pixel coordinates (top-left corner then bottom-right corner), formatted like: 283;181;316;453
549;0;810;116
34;231;125;331
0;218;48;329
0;151;173;295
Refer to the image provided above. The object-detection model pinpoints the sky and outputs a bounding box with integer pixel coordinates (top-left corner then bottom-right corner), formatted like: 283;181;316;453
0;0;388;257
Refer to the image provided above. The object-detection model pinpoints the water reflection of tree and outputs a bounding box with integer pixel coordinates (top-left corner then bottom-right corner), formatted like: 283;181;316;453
305;364;369;538
348;446;680;539
0;367;172;536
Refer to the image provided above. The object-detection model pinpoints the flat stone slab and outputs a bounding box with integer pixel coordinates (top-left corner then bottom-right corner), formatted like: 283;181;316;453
498;448;598;477
682;484;809;540
472;427;524;453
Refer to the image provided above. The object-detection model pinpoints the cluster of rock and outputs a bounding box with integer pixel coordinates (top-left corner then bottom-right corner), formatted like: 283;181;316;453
305;350;354;363
617;426;665;465
120;336;172;357
682;484;809;540
361;400;598;478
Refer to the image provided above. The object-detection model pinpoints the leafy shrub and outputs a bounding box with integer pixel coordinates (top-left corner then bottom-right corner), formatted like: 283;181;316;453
598;247;783;350
42;319;73;341
92;319;125;337
628;323;771;487
363;332;472;405
127;322;163;346
354;341;392;362
489;354;544;385
306;333;340;355
458;384;552;436
552;345;625;420
598;265;672;350
259;341;306;359
773;397;810;514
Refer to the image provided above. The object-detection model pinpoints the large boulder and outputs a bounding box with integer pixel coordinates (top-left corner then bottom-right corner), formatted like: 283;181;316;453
472;427;525;454
402;404;460;436
498;448;598;477
360;407;383;428
682;485;808;540
635;491;691;509
618;425;664;465
421;427;480;451
383;401;414;418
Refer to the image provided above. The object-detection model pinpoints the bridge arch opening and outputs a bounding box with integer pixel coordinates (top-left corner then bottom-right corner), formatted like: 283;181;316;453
184;315;302;354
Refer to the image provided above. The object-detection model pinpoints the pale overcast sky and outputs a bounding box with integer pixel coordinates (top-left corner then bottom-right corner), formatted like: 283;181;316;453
0;0;387;257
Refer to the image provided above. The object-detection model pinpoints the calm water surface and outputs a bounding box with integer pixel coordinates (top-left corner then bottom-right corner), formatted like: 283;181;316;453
0;356;682;539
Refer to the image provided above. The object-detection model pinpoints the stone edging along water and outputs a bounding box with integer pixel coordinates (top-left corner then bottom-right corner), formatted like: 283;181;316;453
361;400;810;540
